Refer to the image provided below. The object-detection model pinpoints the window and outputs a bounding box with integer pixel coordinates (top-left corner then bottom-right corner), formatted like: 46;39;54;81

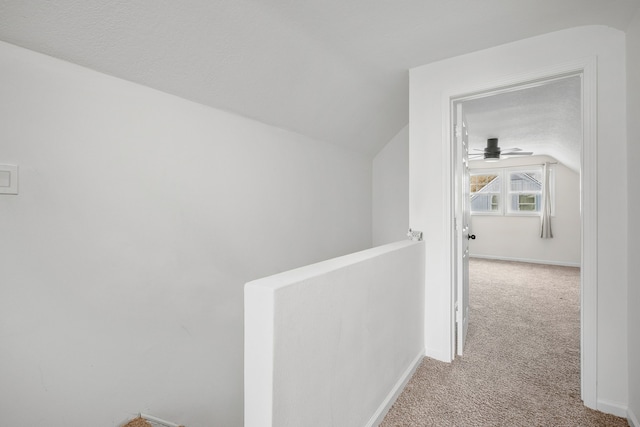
507;170;542;214
470;166;553;216
470;172;501;214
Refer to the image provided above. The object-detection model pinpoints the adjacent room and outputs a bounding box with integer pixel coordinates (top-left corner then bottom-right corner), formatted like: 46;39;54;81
464;76;581;268
378;78;592;425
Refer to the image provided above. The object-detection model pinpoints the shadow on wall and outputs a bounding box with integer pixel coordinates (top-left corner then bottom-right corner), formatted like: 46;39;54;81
0;41;372;427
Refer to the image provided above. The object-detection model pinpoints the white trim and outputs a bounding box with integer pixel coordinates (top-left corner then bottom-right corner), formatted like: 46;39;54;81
628;407;640;427
469;254;580;268
244;285;275;427
580;56;598;410
446;56;597;409
597;399;628;419
366;351;424;427
445;96;456;361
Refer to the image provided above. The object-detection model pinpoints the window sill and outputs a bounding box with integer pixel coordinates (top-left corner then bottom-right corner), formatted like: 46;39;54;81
505;213;542;217
471;213;544;217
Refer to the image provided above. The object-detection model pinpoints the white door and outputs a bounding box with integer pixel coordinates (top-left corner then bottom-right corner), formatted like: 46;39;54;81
454;102;471;356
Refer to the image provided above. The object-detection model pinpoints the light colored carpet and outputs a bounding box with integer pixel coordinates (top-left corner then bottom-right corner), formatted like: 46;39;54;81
381;258;628;427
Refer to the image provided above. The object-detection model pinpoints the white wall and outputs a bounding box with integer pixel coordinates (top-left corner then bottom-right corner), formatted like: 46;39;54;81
0;41;372;427
410;26;628;412
245;241;424;427
626;7;640;427
469;156;580;267
373;125;409;246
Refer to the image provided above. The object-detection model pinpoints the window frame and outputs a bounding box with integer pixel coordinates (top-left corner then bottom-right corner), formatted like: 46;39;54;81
470;165;555;217
506;166;543;217
469;169;503;216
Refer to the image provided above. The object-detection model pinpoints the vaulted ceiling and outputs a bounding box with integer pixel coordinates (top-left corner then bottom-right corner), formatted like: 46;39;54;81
1;0;638;157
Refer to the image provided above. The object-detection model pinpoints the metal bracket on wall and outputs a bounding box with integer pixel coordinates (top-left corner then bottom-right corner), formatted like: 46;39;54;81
407;228;423;241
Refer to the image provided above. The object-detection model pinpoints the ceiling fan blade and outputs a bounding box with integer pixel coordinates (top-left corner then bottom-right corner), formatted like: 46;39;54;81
502;151;533;156
471;148;485;152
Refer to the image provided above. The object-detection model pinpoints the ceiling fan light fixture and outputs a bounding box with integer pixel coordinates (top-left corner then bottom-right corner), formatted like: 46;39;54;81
484;137;501;161
469;138;533;161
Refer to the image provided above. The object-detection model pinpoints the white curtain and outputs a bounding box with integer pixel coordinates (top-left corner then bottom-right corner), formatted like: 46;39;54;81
540;162;553;238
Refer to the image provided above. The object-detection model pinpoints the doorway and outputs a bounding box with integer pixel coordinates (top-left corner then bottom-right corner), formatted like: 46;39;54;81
450;68;596;406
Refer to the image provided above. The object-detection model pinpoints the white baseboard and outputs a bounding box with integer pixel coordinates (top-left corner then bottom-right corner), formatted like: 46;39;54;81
366;351;424;427
629;407;639;427
597;399;628;418
470;254;580;268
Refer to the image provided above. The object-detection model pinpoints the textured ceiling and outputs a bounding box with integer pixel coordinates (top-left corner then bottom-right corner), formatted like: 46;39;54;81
0;0;638;156
464;76;582;171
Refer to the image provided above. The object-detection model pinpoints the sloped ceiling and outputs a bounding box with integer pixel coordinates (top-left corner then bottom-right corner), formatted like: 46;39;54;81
464;76;582;171
0;0;638;157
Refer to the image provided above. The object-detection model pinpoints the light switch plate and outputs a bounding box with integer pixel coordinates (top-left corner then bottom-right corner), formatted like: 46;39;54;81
0;165;18;195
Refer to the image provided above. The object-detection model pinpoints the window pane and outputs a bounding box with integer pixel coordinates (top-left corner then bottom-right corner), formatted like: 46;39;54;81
509;171;542;192
507;169;542;213
470;174;499;193
472;194;500;212
471;174;500;213
511;194;539;211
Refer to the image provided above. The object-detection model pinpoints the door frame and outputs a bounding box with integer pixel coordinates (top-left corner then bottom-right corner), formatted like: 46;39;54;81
446;58;597;408
453;102;470;356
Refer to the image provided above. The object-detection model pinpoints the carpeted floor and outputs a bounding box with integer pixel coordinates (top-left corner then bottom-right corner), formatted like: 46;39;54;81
381;258;629;427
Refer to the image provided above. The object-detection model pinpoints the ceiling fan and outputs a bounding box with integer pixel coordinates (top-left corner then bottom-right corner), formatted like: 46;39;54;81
469;138;533;161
